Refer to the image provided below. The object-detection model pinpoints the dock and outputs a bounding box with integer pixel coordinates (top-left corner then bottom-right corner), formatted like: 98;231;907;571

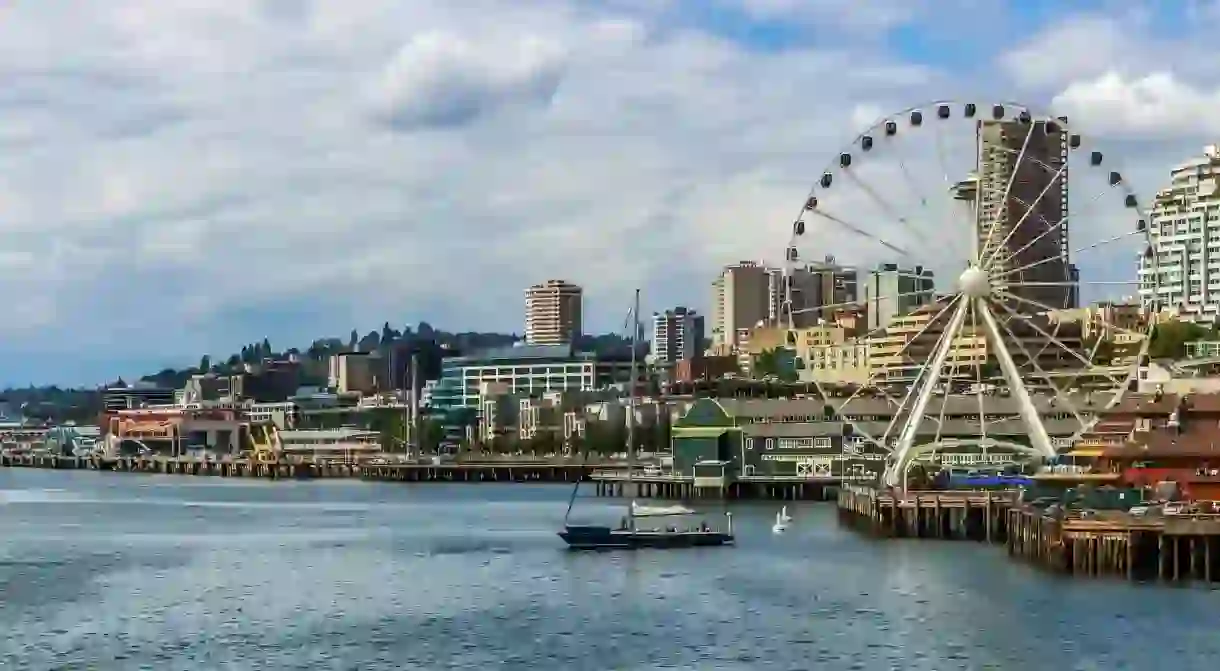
359;462;591;483
836;485;1017;542
1;453;614;483
1;453;358;479
588;469;839;501
837;485;1220;584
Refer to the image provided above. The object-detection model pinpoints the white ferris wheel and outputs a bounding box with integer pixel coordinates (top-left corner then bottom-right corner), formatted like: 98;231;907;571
780;100;1161;489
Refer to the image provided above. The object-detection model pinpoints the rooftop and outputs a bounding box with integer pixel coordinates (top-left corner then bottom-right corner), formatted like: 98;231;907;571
448;343;618;363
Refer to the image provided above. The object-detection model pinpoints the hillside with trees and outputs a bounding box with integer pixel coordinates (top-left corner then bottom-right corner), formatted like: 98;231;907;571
1;322;641;423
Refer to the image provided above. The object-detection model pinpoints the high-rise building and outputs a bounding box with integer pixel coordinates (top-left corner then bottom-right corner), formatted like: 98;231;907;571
652;307;705;364
865;264;936;331
711;262;773;351
1139;144;1220;322
788;257;858;327
973;118;1075;311
525;280;583;346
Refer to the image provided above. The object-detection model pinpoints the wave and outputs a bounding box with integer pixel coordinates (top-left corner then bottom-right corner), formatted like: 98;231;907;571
0;488;78;505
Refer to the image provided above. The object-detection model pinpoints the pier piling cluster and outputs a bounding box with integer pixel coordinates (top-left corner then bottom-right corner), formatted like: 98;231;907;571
838;484;1220;585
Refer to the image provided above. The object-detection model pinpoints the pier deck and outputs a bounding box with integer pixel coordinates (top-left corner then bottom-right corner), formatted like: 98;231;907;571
588;468;843;501
1;454;619;483
837;484;1220;584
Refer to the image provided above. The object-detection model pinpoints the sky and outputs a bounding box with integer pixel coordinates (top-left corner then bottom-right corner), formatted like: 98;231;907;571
1;0;1219;387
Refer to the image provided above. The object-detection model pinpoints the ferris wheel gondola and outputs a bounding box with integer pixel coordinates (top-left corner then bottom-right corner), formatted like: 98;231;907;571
779;100;1161;490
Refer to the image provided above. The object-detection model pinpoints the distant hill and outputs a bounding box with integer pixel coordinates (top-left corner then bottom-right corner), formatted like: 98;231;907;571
0;321;643;423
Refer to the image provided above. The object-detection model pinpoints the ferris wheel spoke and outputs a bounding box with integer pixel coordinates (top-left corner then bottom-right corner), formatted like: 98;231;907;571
924;121;974;262
789;288;935;316
932;323;969;444
980;162;1069;272
987;189;1113;275
978;121;1037;267
879;294;966;445
987;302;1089;426
974;299;1056;459
989;293;1114;376
804;209;914;260
884;298;971;487
840;168;937;258
968;300;989;446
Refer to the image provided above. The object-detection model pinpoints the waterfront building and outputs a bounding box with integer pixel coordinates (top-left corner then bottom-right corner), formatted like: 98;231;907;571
667;395;1088;481
1139;144;1220;322
247;401;300;429
103;382;176;412
276;428;382;463
525;279;583;346
44;424;102;456
426;343;638;442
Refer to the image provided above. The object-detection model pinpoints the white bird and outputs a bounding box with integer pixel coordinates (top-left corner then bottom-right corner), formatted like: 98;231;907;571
771;511;788;534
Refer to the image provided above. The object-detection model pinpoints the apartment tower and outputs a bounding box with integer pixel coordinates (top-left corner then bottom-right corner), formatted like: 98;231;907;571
1139;144;1220;322
974;117;1076;311
524;280;583;346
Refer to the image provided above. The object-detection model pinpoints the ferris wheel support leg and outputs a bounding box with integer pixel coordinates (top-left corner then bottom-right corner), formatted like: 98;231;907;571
975;299;1056;461
883;299;970;490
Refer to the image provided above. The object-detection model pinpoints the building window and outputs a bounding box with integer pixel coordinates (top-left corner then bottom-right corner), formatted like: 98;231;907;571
814;437;831;448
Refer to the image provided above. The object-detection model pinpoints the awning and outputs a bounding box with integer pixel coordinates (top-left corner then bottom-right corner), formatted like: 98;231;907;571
1067;448;1104;457
672;427;732;438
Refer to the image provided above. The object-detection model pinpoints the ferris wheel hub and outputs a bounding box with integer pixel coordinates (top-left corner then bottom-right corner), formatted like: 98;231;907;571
958;265;990;298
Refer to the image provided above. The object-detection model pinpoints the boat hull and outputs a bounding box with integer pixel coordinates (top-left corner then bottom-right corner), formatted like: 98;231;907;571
559;525;733;550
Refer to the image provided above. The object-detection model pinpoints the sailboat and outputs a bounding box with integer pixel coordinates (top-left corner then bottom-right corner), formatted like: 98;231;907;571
780;506;793;524
558;289;735;551
772;511;788;534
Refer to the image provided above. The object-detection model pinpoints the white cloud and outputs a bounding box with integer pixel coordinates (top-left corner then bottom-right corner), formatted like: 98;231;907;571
1053;71;1220;137
367;32;567;130
0;0;1214;383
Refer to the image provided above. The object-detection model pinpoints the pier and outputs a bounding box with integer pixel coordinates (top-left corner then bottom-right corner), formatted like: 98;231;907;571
589;469;837;501
359;462;591;483
837;485;1220;584
1;453;614;483
836;485;1017;542
0;453;358;479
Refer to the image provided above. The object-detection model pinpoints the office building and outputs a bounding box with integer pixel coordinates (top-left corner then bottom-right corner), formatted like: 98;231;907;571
525;280;583;346
864;264;936;331
788;257;858;327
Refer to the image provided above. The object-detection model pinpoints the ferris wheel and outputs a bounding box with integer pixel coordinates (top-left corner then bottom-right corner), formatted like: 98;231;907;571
780;100;1161;489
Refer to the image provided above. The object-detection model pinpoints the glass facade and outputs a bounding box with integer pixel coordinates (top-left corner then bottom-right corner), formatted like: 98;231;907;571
424;345;636;438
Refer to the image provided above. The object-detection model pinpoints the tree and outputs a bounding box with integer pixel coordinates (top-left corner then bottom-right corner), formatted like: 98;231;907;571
754;347;798;382
198;355;211;372
1149;321;1211;359
262;337;272;357
417;418;444;455
348;329;359;351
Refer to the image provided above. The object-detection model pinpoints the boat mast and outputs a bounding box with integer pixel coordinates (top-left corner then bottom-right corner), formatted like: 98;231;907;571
627;288;640;525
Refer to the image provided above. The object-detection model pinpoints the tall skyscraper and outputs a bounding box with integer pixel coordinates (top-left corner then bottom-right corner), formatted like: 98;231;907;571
1139;144;1220;322
652;307;705;364
524;280;583;346
974;118;1075;310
